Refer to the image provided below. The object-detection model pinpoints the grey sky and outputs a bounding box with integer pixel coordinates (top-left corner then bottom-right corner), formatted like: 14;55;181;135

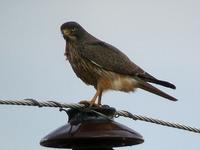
0;0;200;150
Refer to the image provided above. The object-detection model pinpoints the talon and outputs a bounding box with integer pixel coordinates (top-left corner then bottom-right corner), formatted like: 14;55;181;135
79;88;102;107
89;101;98;107
79;100;99;107
79;100;90;106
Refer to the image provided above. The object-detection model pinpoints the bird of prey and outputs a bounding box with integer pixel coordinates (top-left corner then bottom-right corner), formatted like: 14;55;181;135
60;21;177;106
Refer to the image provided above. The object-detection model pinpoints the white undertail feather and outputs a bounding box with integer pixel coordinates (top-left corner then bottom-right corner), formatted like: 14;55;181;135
111;76;138;92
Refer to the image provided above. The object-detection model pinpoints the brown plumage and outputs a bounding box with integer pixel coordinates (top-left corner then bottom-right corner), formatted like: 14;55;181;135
61;21;177;105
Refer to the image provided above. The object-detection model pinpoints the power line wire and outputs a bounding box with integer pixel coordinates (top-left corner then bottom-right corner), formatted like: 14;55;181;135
0;99;199;134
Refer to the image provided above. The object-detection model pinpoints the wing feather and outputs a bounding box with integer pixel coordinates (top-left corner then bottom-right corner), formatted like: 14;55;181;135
78;40;176;89
79;41;148;76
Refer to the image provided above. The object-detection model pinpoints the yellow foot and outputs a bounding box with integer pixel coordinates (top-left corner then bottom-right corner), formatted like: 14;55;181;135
79;100;100;107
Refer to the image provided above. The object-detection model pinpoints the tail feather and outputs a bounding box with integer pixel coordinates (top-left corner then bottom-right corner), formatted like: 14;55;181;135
138;81;177;101
148;79;176;89
137;75;176;89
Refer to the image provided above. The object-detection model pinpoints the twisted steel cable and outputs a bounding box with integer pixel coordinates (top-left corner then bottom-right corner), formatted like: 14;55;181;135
0;99;199;134
115;110;200;133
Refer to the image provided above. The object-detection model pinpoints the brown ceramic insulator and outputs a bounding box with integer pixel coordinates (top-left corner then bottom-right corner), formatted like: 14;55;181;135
40;106;144;149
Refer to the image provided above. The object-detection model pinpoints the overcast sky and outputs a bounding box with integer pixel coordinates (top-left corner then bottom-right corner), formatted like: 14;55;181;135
0;0;200;150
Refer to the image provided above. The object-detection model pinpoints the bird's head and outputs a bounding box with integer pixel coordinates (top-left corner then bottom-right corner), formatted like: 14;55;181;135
60;22;86;41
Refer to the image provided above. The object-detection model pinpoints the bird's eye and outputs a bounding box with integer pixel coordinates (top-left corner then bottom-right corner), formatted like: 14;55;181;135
71;27;76;32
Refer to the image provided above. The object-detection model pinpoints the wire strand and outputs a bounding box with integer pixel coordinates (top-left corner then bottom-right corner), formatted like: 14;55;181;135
0;99;199;134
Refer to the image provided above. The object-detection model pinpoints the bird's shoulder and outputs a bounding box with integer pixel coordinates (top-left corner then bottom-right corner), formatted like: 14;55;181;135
83;40;131;63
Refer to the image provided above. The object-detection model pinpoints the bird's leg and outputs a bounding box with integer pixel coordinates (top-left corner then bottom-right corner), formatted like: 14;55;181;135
97;90;103;105
89;88;104;106
89;90;99;106
79;89;101;107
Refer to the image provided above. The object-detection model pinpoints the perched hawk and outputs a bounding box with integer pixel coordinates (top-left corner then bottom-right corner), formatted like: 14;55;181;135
60;22;177;105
